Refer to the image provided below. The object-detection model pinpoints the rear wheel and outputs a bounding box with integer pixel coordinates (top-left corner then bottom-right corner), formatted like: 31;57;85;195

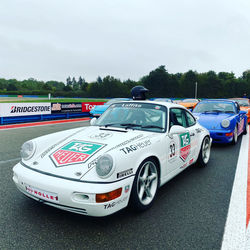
197;136;211;167
130;158;159;211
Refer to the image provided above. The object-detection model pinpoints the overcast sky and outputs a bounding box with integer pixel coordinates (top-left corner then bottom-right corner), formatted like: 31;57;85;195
0;0;250;83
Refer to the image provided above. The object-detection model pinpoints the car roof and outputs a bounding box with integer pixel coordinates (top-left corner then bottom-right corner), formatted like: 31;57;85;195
117;100;187;109
199;99;236;104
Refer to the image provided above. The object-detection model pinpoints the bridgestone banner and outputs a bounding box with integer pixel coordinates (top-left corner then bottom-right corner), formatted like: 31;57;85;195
0;103;51;117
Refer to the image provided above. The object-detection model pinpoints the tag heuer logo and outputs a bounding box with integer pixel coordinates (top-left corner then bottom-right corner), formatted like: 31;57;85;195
179;132;191;162
50;140;105;167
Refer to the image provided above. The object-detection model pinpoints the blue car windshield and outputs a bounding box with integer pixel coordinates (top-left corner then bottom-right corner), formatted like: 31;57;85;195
193;102;236;114
95;102;167;133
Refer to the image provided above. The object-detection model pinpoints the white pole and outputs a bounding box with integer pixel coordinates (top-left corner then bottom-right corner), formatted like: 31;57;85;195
195;82;198;99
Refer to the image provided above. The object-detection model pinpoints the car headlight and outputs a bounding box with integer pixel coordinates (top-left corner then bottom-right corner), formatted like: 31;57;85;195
20;140;36;160
221;119;230;128
96;154;114;178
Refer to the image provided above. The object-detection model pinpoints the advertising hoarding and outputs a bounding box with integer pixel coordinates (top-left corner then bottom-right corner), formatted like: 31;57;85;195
0;103;51;117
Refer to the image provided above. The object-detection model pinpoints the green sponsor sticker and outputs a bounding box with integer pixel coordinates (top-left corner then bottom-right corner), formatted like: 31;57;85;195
179;132;190;147
62;141;103;154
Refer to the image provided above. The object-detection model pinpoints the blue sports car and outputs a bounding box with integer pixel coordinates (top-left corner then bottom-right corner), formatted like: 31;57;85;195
192;99;248;144
89;98;130;117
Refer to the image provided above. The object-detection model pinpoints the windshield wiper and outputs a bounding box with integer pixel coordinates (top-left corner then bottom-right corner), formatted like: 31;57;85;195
211;110;224;113
142;125;164;129
120;123;142;129
102;123;120;128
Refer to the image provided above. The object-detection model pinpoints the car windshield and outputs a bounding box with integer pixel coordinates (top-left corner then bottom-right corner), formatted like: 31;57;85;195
95;102;167;132
193;102;236;114
232;99;249;107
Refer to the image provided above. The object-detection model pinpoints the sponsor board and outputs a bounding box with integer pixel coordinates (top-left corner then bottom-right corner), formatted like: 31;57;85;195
50;140;106;167
51;102;82;113
82;102;105;112
0;103;51;117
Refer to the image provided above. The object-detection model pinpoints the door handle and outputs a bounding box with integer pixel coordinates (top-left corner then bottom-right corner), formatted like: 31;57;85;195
190;132;195;136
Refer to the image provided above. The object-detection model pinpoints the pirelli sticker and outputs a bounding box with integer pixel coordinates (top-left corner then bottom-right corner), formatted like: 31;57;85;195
179;132;191;162
50;140;106;167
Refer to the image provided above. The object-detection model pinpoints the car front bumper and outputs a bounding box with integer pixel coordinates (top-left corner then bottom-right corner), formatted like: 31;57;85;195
209;129;234;143
13;162;134;217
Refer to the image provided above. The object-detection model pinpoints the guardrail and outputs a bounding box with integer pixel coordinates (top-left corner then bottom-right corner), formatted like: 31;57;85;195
0;102;105;125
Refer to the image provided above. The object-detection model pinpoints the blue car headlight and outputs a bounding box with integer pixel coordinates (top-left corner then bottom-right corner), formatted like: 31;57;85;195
96;154;115;178
20;140;36;160
221;119;230;128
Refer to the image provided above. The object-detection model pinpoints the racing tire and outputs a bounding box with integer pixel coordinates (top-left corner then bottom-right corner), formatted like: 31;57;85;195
129;158;159;212
196;136;211;168
243;123;248;135
232;126;238;145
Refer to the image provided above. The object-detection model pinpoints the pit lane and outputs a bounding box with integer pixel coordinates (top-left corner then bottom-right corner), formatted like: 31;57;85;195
0;121;243;249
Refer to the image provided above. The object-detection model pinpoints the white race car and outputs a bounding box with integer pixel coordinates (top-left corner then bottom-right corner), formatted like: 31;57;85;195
13;98;211;217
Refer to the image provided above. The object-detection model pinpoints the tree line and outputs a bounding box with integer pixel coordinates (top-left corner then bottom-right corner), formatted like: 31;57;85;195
1;66;250;99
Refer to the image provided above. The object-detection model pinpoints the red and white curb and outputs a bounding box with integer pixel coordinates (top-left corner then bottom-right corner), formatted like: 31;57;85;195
221;127;249;250
0;117;90;130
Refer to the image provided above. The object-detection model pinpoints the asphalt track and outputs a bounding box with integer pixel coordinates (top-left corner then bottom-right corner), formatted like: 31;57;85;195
0;120;246;250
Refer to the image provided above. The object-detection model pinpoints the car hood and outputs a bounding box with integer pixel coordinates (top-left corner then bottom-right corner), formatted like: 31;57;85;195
23;126;151;180
193;112;234;130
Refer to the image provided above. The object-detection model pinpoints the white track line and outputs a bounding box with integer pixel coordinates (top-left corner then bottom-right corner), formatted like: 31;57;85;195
0;158;21;165
221;133;249;250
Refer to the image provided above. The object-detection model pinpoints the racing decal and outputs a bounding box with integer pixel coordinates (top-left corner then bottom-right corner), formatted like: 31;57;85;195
40;128;87;159
88;156;101;169
238;119;244;134
104;196;128;209
24;184;58;202
106;134;144;153
121;103;142;108
168;141;177;162
50;140;106;167
179;132;191;162
124;185;130;193
117;168;133;179
180;163;188;169
89;132;113;140
189;158;194;165
195;128;203;133
120;140;151;154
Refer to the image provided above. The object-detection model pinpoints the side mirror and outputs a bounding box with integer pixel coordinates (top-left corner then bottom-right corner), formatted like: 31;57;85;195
169;125;188;139
239;110;247;115
90;117;97;125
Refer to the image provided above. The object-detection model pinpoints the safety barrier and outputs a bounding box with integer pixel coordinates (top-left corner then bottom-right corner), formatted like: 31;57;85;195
0;101;105;125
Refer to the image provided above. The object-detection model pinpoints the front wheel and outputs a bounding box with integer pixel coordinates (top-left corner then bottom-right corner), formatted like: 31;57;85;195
243;122;248;135
130;159;159;211
232;126;238;145
197;136;211;167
